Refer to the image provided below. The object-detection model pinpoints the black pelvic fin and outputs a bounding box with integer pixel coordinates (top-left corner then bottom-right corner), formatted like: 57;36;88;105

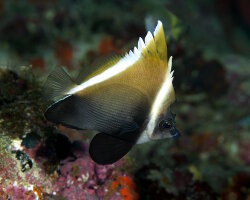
89;133;134;165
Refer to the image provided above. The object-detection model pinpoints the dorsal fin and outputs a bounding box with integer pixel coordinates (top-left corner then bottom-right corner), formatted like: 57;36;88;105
118;20;167;67
145;31;157;56
136;20;167;60
78;20;167;85
67;20;169;95
153;20;167;60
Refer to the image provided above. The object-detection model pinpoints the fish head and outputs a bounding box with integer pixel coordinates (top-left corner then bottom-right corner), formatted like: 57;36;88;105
143;56;180;141
150;108;181;140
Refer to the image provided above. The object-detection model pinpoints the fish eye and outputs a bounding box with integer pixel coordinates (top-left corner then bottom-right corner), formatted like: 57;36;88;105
159;120;172;131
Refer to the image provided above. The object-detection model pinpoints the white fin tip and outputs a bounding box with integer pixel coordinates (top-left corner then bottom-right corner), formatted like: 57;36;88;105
129;50;133;56
133;47;140;56
170;70;174;78
138;37;146;51
145;31;154;46
168;56;173;72
154;20;163;37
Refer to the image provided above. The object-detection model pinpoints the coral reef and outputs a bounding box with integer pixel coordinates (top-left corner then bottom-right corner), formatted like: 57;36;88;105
0;68;137;199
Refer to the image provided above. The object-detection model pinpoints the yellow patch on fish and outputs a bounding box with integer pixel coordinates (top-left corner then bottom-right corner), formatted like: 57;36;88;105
44;20;180;165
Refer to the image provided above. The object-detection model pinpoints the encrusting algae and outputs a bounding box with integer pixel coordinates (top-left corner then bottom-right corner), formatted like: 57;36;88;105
0;67;137;199
111;175;139;200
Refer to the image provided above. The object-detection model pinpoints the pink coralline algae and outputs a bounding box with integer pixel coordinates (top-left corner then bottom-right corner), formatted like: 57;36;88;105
0;185;37;200
52;141;128;200
0;135;137;200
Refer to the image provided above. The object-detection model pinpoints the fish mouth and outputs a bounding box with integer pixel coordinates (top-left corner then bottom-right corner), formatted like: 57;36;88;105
170;127;181;138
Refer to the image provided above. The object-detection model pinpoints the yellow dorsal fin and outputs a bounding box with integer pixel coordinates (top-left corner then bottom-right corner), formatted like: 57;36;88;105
145;31;157;56
134;20;167;61
82;20;167;83
70;20;168;93
153;20;167;60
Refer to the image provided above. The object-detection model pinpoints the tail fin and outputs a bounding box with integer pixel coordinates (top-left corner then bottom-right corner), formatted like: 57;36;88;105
44;67;76;101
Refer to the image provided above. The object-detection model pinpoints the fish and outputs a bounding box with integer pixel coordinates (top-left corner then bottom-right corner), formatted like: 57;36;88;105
44;20;181;165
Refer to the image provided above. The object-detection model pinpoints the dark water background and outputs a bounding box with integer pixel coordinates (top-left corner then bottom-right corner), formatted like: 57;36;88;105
0;0;249;199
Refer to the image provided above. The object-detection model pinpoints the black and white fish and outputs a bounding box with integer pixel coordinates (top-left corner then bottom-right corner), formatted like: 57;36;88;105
44;20;180;165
